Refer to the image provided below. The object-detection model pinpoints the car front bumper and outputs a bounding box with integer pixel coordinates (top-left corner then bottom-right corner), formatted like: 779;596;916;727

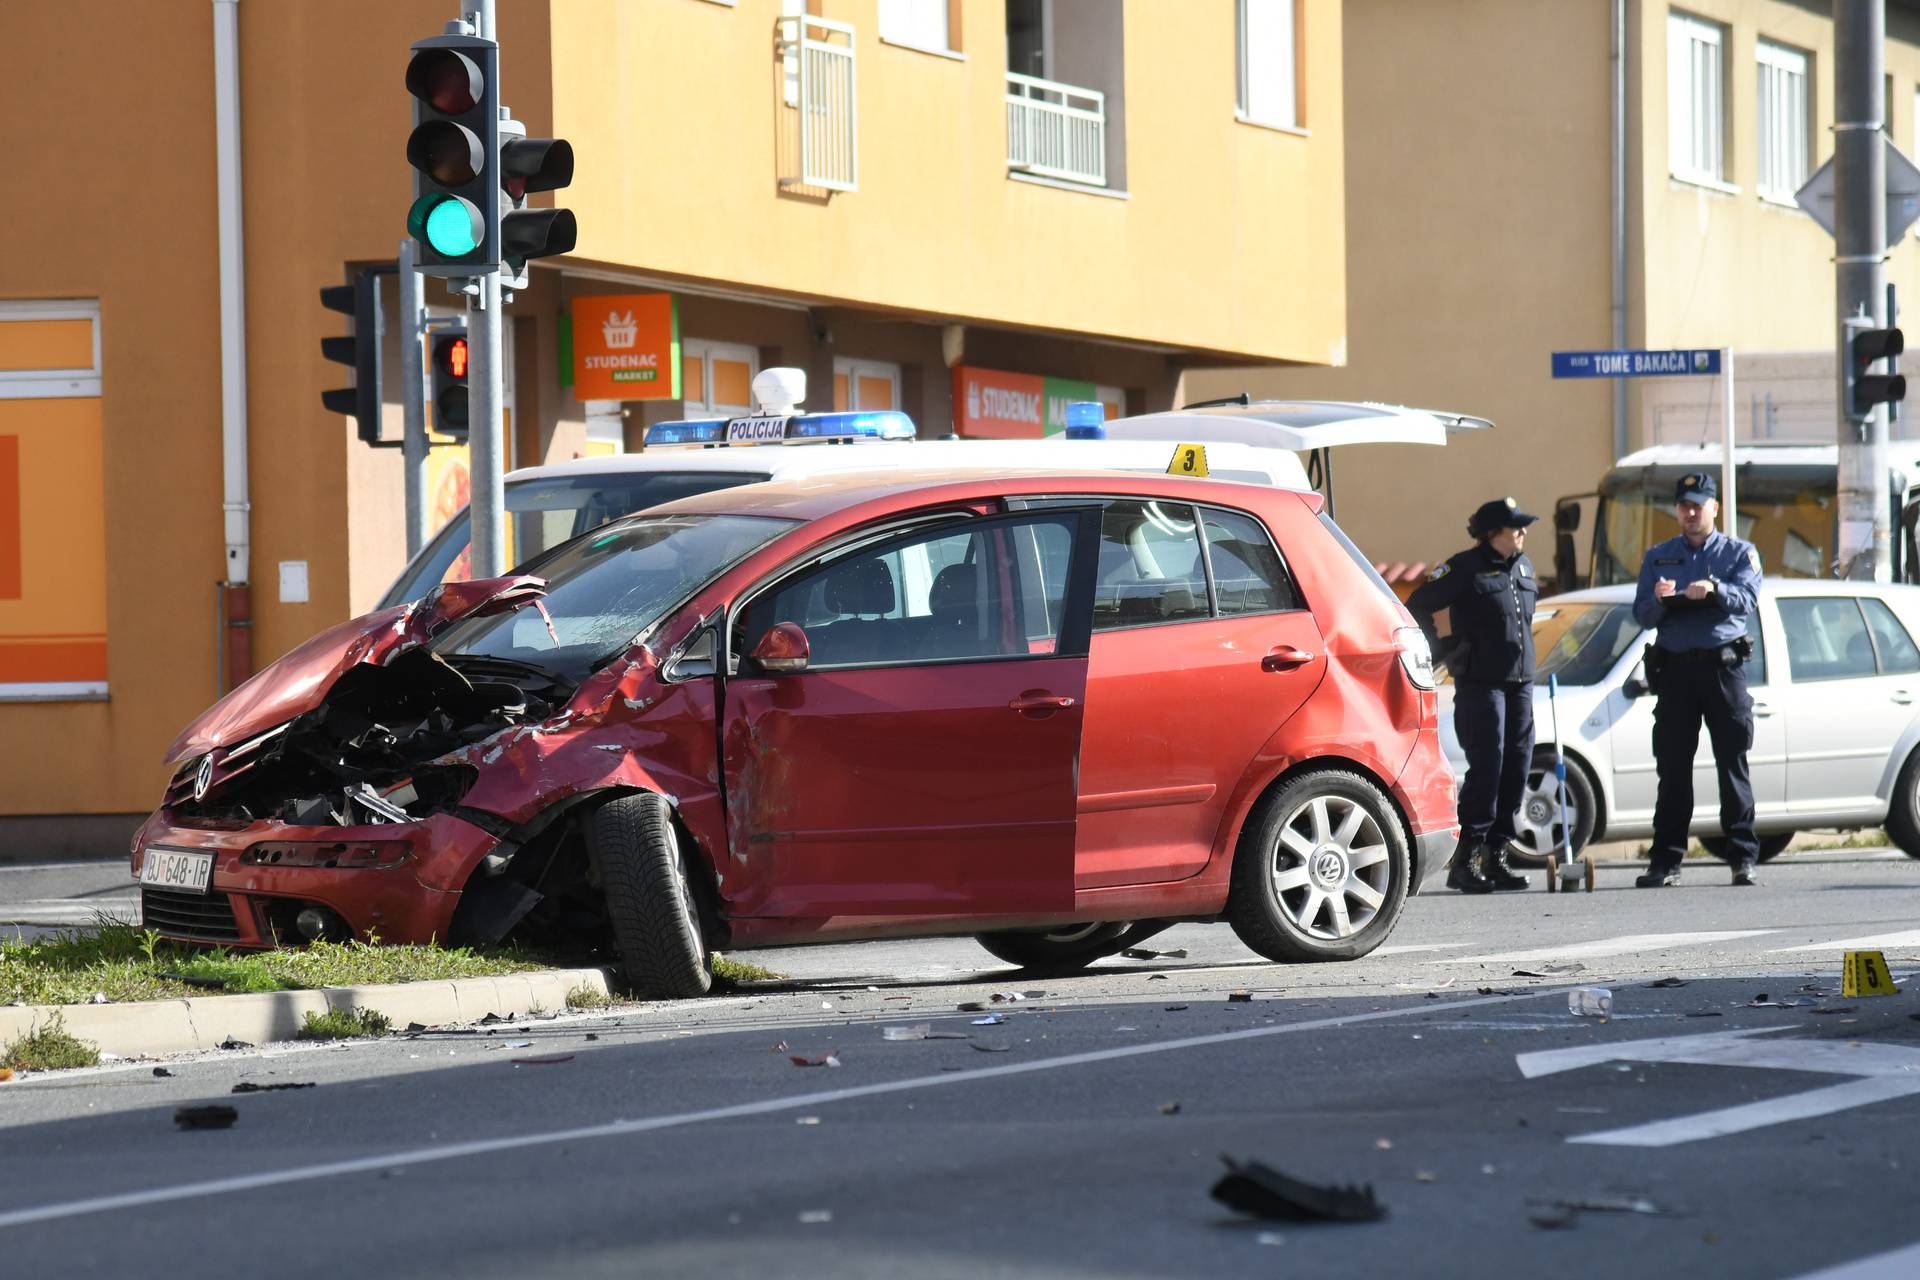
130;809;502;948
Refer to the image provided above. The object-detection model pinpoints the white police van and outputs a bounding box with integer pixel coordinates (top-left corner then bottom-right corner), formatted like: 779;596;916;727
378;370;1482;607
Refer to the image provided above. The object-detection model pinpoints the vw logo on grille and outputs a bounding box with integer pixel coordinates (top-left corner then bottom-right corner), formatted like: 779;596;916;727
192;754;215;803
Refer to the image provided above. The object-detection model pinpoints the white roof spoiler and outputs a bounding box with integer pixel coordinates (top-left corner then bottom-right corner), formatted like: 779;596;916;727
1099;399;1494;450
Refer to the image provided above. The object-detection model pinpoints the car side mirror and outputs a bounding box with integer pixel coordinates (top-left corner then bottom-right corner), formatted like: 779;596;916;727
752;622;811;674
1554;505;1582;533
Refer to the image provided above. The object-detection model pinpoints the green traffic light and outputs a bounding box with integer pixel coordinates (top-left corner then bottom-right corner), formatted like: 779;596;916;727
407;194;480;258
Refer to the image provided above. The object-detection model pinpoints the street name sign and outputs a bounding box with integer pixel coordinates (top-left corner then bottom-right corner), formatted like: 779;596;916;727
1551;349;1722;378
1792;137;1920;248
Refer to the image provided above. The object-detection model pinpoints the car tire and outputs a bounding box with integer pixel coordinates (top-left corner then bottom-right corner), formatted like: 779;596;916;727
584;792;712;999
1225;769;1410;963
1700;833;1792;863
1503;750;1597;868
974;922;1134;973
1887;749;1920;860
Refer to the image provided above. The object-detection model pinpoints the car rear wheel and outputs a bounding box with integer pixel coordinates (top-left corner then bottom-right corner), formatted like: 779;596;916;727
584;792;712;999
974;922;1134;973
1226;769;1410;963
1699;833;1792;863
1887;748;1920;860
1503;750;1596;868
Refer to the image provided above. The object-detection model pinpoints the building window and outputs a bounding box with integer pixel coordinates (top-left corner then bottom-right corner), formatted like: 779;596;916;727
879;0;956;54
1669;11;1727;184
1756;39;1811;201
1236;0;1301;130
832;358;901;412
681;340;758;416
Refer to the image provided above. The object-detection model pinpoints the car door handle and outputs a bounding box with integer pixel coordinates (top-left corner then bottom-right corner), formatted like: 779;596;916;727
1894;690;1915;706
1009;692;1077;714
1752;700;1776;718
1261;646;1316;673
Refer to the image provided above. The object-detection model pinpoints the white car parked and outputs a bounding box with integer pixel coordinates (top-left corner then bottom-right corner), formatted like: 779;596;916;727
1437;578;1920;863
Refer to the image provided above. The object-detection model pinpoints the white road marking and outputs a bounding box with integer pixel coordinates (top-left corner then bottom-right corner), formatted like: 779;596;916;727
1786;1240;1920;1279
1768;929;1920;954
1443;930;1775;965
1517;1025;1920;1147
0;988;1556;1230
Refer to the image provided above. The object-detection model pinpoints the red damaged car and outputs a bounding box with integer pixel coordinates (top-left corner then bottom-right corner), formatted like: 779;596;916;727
134;469;1457;996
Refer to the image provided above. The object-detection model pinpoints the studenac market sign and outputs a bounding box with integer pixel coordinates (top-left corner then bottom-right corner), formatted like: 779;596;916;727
952;365;1098;438
566;293;681;401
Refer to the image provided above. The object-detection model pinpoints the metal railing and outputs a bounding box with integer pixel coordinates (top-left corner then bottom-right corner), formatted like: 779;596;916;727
779;14;857;193
1005;71;1106;186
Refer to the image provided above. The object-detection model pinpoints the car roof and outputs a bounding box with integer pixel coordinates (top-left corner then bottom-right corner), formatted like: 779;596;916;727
1544;578;1920;606
507;437;1312;488
640;466;1292;522
1103;400;1493;450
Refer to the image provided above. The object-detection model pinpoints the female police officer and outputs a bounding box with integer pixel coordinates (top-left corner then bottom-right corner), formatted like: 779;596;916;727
1406;498;1541;893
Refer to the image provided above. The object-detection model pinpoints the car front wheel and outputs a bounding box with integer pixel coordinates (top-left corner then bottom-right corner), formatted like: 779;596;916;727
584;792;713;999
1504;750;1596;867
1887;748;1920;860
974;922;1134;973
1226;769;1410;963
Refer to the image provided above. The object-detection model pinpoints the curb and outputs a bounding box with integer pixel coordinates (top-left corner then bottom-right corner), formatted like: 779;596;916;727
0;968;615;1059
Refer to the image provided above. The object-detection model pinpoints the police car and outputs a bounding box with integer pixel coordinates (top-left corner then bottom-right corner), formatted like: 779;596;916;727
379;371;1487;608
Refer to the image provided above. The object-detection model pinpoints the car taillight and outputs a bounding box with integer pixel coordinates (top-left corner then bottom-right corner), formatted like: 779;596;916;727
241;841;410;869
1394;627;1437;690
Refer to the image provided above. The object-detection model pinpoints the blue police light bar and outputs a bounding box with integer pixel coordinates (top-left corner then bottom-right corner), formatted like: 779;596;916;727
644;410;918;449
1063;400;1108;439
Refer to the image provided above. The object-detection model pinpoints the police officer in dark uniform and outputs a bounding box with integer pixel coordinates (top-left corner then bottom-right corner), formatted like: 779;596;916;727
1407;497;1541;893
1631;471;1765;887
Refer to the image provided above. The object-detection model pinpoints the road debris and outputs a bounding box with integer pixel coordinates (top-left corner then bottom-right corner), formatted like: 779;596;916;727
970;1014;1006;1026
971;1042;1011;1053
1414;1171;1438;1183
1513;963;1587;978
798;1210;833;1224
1645;977;1687;988
1121;947;1189;960
152;1068;173;1078
1160;1102;1182;1115
1810;1006;1860;1015
882;1025;931;1041
957;1002;987;1012
1212;1156;1385;1223
796;1116;821;1125
1747;996;1800;1008
1164;1005;1189;1012
1228;991;1253;1003
217;1036;253;1051
991;991;1043;1003
1147;974;1169;981
498;1040;535;1050
1256;1232;1285;1246
790;1052;843;1068
1528;1195;1667;1228
230;1081;316;1093
478;1012;509;1026
174;1105;239;1130
1568;988;1613;1019
511;1054;576;1065
1476;987;1525;996
1374;1138;1392;1150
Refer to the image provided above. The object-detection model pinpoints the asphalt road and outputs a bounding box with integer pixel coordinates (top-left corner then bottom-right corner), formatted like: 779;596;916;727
5;852;1920;1278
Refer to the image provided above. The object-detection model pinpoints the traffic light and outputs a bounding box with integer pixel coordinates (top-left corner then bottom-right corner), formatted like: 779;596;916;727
405;34;499;276
431;326;470;439
499;133;577;274
320;270;383;444
1849;323;1907;420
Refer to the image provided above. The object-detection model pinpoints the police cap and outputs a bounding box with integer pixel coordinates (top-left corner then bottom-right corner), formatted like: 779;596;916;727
1676;471;1718;504
1467;496;1539;538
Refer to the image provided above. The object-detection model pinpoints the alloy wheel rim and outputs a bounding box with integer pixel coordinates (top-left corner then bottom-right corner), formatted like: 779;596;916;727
1268;794;1391;940
1509;766;1580;857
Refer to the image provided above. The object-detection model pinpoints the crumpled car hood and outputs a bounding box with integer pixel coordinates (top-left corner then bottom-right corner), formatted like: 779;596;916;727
165;576;548;765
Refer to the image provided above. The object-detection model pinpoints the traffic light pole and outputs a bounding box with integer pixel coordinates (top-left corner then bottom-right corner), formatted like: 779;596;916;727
1836;0;1892;581
398;239;430;559
465;0;507;579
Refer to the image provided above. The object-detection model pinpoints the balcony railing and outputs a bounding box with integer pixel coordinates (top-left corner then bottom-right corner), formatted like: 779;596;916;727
1005;71;1106;187
778;14;858;193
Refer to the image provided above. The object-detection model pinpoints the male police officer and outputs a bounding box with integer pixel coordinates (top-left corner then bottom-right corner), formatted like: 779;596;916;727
1631;471;1764;887
1407;497;1541;893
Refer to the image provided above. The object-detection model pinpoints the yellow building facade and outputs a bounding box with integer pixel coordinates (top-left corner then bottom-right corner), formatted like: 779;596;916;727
1190;0;1920;579
0;0;1346;850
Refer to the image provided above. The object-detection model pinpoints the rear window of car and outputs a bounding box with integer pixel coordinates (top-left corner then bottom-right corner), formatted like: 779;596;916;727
1316;511;1398;604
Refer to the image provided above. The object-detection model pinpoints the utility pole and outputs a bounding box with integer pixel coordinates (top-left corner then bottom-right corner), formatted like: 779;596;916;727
398;238;429;559
1835;0;1893;581
465;0;507;579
